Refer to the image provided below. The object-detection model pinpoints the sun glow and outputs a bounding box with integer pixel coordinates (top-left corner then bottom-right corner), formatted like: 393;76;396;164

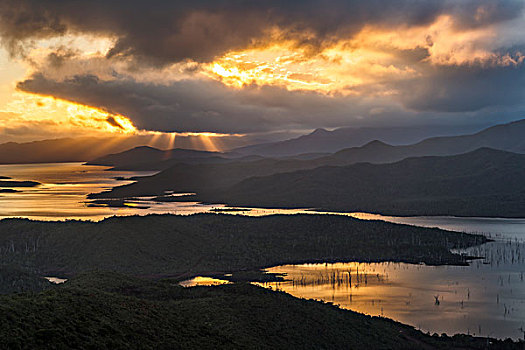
201;15;521;96
0;91;245;151
202;40;415;96
2;92;138;137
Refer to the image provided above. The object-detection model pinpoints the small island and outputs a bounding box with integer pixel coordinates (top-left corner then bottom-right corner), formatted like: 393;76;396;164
0;188;20;193
0;180;40;188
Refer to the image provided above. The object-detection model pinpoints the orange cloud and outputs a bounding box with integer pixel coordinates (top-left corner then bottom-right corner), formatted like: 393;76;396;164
2;92;138;136
201;15;524;96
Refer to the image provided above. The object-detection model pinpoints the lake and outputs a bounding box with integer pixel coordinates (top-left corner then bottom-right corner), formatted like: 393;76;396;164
0;162;326;221
247;213;525;340
3;163;525;339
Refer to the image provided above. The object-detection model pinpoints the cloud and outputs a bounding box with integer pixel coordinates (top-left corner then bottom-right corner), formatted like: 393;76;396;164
4;1;525;136
105;116;125;130
16;71;525;134
17;73;367;133
399;61;525;112
0;0;522;65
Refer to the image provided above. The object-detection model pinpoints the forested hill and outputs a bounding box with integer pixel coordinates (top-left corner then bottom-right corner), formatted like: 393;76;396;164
209;148;525;217
89;119;525;201
0;214;484;280
1;272;519;349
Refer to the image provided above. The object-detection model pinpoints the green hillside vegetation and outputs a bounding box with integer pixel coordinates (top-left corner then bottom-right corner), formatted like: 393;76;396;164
0;272;520;350
0;265;51;294
0;214;485;283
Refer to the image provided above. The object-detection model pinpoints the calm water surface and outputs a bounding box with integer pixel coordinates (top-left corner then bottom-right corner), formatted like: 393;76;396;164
0;162;321;221
253;214;525;340
3;163;525;339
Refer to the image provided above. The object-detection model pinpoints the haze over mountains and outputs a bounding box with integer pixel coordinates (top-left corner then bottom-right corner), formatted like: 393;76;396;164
233;124;488;157
0;122;492;165
325;119;525;164
92;118;525;174
87;146;228;170
0;137;148;164
212;148;525;217
89;118;525;218
82;118;524;172
0;133;252;165
5;117;525;217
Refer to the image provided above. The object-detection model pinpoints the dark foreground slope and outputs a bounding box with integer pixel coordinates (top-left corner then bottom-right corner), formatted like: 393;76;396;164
208;148;525;217
0;214;485;280
0;272;519;350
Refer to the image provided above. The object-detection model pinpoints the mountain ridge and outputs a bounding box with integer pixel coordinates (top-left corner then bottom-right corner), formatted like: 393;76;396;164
210;147;525;217
232;123;490;157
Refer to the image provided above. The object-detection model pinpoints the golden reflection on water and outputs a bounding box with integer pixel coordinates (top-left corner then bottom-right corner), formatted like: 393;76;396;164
45;277;68;284
0;163;159;220
257;260;525;340
179;276;230;287
3;163;525;339
0;163;343;221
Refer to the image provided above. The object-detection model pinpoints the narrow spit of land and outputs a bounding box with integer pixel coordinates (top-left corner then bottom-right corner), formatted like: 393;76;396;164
0;213;486;291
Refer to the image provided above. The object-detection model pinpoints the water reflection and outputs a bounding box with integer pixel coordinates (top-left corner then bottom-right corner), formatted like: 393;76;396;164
0;163;328;221
349;213;525;241
45;277;68;284
252;211;525;340
179;276;230;287
3;163;525;339
258;241;525;341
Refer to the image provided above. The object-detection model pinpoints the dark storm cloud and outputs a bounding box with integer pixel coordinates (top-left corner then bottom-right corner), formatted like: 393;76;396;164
17;56;525;134
4;0;525;134
0;0;522;64
399;62;525;112
18;70;525;134
17;73;371;133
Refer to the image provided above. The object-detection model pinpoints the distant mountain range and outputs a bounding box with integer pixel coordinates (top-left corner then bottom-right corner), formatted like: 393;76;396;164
323;118;525;164
0;119;516;166
89;119;525;172
89;157;314;198
212;148;525;217
94;147;525;217
0;133;255;165
232;124;488;157
86;146;229;170
0;137;149;164
90;118;525;217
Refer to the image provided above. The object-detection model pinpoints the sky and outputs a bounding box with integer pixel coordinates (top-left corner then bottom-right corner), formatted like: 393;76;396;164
0;0;525;147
